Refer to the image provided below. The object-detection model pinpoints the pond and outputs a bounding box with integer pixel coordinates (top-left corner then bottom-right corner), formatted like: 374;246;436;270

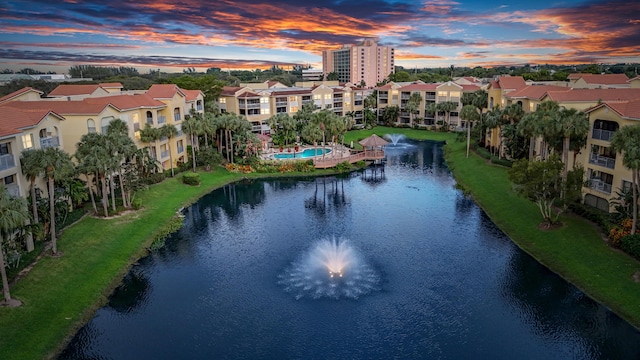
60;138;640;359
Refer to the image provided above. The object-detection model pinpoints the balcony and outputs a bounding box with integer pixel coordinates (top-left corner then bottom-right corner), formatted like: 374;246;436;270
589;179;612;194
589;154;616;169
158;116;166;125
40;136;60;149
276;101;287;107
0;153;16;171
425;94;436;100
592;128;614;141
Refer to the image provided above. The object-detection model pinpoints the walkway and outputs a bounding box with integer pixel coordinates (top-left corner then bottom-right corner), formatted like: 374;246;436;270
313;149;385;169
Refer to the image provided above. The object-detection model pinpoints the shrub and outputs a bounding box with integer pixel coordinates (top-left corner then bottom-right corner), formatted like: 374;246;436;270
225;163;254;173
182;172;201;186
354;160;366;168
144;172;166;185
620;233;640;261
131;197;143;210
569;202;615;234
609;218;635;247
335;161;353;172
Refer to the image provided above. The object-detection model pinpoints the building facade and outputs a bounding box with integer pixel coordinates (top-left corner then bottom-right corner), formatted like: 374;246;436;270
322;38;394;87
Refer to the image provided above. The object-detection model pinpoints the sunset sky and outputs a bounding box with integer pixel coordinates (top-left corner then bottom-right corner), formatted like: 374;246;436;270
1;0;639;74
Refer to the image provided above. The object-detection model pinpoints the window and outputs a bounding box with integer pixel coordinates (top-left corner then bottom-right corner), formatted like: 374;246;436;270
324;94;331;100
101;116;114;134
438;91;448;97
290;106;298;113
22;133;34;149
0;143;10;155
219;98;226;104
261;108;270;115
4;175;14;185
289;96;297;102
313;94;321;100
261;97;269;103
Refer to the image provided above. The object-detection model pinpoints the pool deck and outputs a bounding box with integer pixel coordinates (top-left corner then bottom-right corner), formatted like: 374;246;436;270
261;144;385;169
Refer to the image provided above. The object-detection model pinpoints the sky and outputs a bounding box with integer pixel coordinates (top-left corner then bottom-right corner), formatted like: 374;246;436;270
1;0;639;74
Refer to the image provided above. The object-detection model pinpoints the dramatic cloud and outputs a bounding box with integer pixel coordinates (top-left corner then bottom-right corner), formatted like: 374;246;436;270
0;0;637;71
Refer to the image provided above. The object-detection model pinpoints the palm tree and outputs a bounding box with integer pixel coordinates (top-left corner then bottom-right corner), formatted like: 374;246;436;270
39;147;74;255
460;104;480;158
160;124;178;177
610;125;640;234
301;121;323;155
437;101;458;129
182;113;202;172
556;108;589;183
484;107;503;155
406;92;423;127
0;185;29;306
106;119;136;207
517;112;541;160
382;105;400;125
139;123;162;172
19;149;42;252
75;133;108;215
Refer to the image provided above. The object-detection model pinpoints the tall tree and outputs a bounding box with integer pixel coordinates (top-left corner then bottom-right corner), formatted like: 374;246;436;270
406;92;423;127
611;125;640;234
0;185;29;306
437;101;458;128
106;119;136;207
39;147;74;255
460;104;480;158
139;123;163;173
160;124;179;177
555;108;589;184
182;112;202;172
382;105;400;126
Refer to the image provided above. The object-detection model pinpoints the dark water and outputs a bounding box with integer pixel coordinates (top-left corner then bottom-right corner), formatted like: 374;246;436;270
61;139;640;359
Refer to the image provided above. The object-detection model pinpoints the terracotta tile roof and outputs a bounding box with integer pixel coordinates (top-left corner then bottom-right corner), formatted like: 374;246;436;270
146;84;186;99
587;99;640;119
376;83;395;91
567;73;589;80
0;105;64;138
98;82;123;89
460;84;481;92
544;88;640;102
399;83;439;91
237;90;260;98
182;89;204;101
0;87;43;104
507;85;571;100
83;94;166;110
220;86;244;96
3;99;111;115
496;76;527;91
572;73;629;85
270;89;312;96
48;84;103;97
490;80;500;89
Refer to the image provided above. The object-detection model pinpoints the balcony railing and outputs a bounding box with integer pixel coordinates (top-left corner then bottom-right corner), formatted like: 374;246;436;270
40;136;60;149
589;179;612;194
592;128;615;141
157;116;166;125
276;101;287;107
0;153;16;171
589;154;616;169
425;94;436;100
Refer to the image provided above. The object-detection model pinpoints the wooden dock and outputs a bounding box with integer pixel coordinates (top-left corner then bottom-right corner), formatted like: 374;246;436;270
313;149;385;169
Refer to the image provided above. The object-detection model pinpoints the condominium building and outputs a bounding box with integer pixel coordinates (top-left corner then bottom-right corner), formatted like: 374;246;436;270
322;38;394;87
0;83;205;198
217;81;372;133
375;80;481;128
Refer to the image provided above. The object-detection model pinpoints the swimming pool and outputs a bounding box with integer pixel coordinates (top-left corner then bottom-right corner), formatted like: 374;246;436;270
274;148;331;159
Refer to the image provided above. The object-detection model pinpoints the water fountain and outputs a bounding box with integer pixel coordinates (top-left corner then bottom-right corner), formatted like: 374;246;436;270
385;133;405;146
277;237;381;300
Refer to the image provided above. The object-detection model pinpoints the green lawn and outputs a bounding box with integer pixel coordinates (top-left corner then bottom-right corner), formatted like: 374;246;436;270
1;126;639;359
